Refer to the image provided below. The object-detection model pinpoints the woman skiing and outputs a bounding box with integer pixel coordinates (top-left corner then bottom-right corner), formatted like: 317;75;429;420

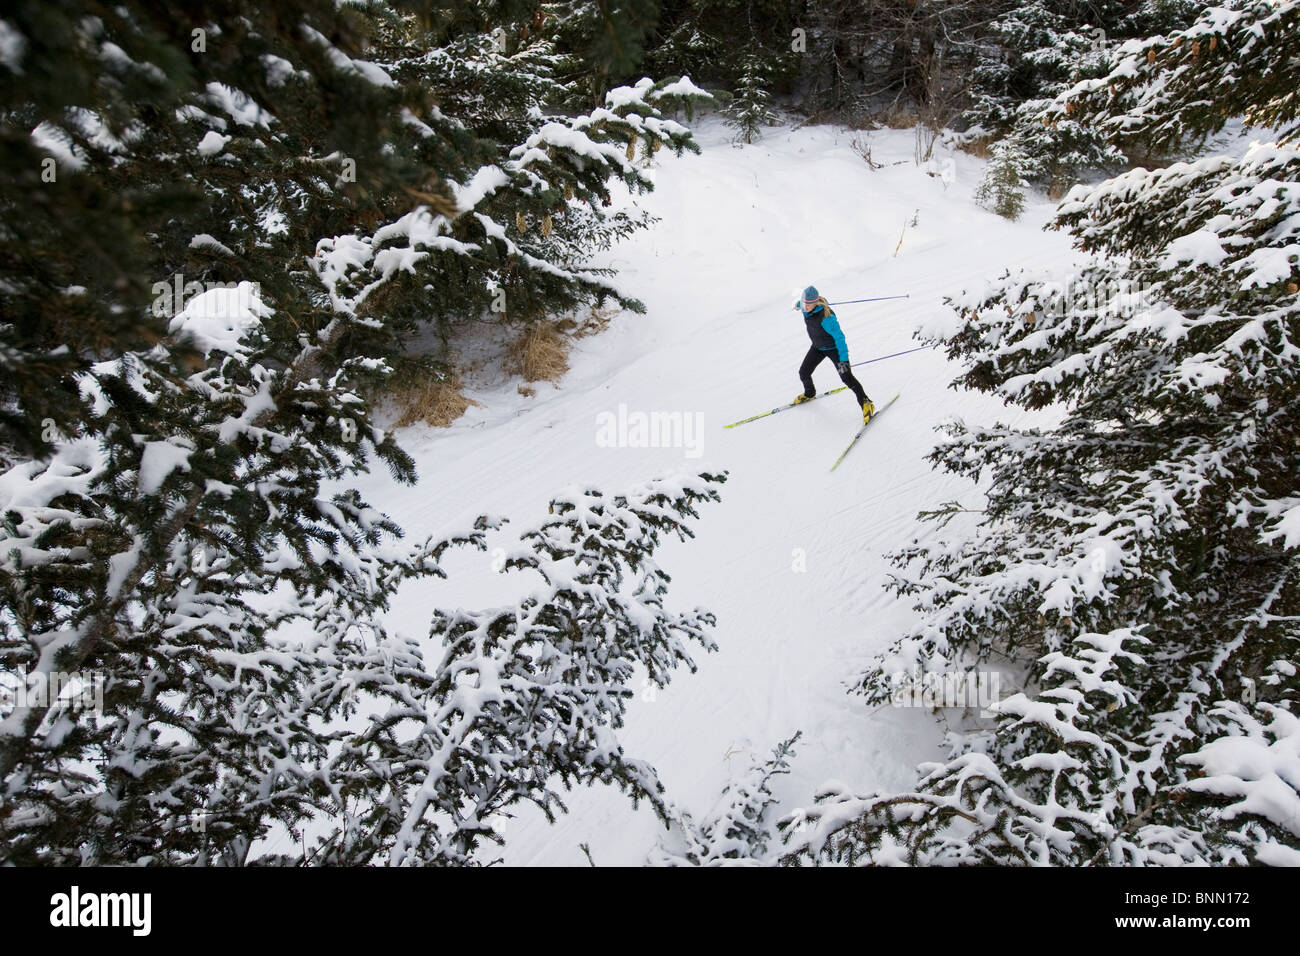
792;286;875;423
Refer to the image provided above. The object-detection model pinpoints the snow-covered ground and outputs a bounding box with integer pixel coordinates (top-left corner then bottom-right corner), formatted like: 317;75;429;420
356;116;1081;864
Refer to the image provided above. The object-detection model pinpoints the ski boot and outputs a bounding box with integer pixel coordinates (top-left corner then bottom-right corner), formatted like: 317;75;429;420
861;397;875;424
792;393;814;405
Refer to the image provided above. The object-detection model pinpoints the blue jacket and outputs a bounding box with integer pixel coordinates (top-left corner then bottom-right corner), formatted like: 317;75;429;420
796;299;849;362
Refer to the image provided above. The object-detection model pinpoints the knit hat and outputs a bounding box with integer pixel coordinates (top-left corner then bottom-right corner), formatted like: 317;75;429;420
801;286;820;310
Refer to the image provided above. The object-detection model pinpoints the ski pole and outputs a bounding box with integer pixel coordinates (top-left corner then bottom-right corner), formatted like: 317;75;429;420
828;294;910;306
850;343;935;368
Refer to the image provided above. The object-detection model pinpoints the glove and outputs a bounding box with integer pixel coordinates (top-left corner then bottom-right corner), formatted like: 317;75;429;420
836;360;851;375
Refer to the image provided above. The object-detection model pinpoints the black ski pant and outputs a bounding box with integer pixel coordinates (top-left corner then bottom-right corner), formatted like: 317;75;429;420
799;347;868;405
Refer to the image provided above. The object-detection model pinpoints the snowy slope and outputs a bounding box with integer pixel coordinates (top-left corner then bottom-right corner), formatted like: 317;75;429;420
356;116;1080;865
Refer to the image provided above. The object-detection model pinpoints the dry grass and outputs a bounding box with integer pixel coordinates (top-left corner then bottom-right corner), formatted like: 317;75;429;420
510;306;617;385
1122;139;1183;172
556;304;616;340
387;306;618;427
850;135;882;169
957;134;994;159
881;105;919;129
1047;177;1075;200
391;364;481;428
511;321;570;383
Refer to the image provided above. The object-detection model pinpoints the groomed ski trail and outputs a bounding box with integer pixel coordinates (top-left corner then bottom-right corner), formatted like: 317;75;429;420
357;117;1078;865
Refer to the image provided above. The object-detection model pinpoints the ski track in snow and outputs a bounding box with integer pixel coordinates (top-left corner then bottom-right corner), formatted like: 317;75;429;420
354;117;1079;865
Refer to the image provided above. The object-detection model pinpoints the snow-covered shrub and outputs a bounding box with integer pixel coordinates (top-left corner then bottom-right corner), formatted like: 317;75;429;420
974;141;1028;220
725;56;778;145
311;474;728;866
652;733;800;866
1;460;725;864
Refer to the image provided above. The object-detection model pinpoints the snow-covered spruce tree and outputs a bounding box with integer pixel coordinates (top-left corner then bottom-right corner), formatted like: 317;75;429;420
973;139;1027;220
967;0;1201;189
0;1;718;865
785;0;1300;866
965;0;1100;137
540;0;661;106
972;4;1120;188
329;10;712;336
645;0;798;97
314;475;726;865
315;68;712;332
1036;0;1294;159
651;733;801;866
725;56;778;145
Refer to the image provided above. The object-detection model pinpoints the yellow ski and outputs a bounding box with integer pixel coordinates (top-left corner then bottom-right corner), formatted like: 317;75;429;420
830;393;900;471
724;387;849;429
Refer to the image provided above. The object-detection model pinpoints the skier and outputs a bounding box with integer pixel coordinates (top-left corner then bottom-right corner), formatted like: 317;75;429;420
792;286;875;422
